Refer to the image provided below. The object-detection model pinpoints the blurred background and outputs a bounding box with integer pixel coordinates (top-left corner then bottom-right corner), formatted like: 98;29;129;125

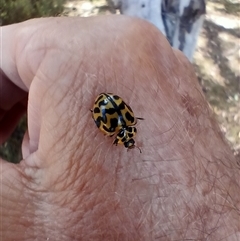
0;0;239;163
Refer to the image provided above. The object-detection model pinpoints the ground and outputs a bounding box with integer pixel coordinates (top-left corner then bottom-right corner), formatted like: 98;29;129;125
0;0;239;163
194;0;240;161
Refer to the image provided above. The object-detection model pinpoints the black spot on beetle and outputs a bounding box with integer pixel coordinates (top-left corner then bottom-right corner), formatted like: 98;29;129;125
105;108;117;115
118;130;125;138
95;117;102;128
121;137;127;143
113;95;120;100
131;127;137;133
98;99;108;107
127;126;134;132
118;102;125;110
93;107;100;113
110;118;118;130
125;112;135;123
128;133;134;138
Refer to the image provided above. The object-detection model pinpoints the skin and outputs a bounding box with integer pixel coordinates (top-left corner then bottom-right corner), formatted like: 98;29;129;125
0;16;239;241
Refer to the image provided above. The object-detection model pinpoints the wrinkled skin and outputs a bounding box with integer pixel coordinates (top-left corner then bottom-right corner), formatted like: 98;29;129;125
0;16;239;241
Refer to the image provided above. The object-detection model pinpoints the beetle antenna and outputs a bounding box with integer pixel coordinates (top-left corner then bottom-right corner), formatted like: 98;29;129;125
128;145;142;153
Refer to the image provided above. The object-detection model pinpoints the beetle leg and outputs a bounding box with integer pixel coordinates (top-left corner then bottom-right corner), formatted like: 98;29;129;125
113;138;119;146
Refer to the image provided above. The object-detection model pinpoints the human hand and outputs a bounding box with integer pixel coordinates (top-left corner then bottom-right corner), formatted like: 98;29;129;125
1;16;239;240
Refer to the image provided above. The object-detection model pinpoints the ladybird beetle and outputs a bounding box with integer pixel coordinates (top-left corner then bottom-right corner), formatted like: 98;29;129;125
91;93;143;152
